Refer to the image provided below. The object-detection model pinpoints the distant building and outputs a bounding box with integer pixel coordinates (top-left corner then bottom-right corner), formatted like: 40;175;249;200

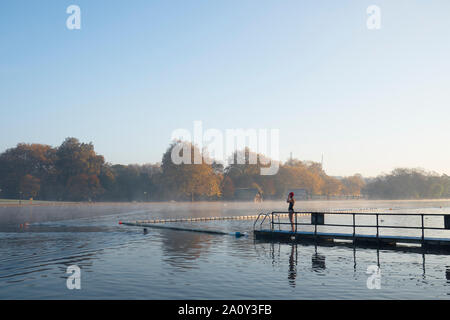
234;188;262;202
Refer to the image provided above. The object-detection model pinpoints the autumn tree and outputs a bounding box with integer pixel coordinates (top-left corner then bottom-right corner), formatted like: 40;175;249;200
364;168;449;199
0;143;57;199
55;138;107;201
224;148;277;197
272;160;324;198
160;141;222;201
322;176;342;198
221;176;235;200
66;174;103;201
20;174;41;199
341;174;365;196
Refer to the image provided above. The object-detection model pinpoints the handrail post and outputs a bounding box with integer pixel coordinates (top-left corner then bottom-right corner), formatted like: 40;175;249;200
376;214;379;241
352;213;355;238
314;213;317;238
271;212;274;232
421;214;424;244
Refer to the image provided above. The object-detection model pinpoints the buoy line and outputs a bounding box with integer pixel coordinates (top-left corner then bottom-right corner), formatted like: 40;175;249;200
124;213;312;225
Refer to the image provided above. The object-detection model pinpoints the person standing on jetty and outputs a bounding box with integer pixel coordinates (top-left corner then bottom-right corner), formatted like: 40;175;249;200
287;192;295;232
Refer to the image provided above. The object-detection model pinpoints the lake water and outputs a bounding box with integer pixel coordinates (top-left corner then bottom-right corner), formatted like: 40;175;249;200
1;200;450;299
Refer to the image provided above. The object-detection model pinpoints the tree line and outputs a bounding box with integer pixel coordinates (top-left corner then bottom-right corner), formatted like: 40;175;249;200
363;168;450;199
0;138;447;201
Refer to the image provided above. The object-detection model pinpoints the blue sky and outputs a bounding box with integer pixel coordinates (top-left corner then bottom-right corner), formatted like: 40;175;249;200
1;0;450;177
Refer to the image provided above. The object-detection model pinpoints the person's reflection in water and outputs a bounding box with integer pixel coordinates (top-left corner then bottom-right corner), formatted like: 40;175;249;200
288;244;297;287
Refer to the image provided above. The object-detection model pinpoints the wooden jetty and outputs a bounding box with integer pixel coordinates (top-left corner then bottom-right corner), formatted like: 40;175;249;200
253;211;450;249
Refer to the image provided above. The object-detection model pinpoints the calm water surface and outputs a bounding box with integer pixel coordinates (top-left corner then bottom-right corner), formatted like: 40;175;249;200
1;200;450;299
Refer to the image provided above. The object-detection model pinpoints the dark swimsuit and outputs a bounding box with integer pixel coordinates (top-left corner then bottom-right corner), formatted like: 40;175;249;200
288;199;294;212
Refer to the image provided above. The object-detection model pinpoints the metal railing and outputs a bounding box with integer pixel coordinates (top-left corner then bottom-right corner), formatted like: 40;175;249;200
259;211;450;243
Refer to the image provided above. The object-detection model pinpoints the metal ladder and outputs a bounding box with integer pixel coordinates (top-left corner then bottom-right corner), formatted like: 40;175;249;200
253;212;281;231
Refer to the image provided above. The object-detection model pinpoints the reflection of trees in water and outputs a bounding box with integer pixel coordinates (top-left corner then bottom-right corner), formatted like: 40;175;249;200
159;230;213;270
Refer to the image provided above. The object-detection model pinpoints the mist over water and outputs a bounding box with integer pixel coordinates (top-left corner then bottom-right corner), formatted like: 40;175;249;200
1;200;450;299
2;199;450;225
